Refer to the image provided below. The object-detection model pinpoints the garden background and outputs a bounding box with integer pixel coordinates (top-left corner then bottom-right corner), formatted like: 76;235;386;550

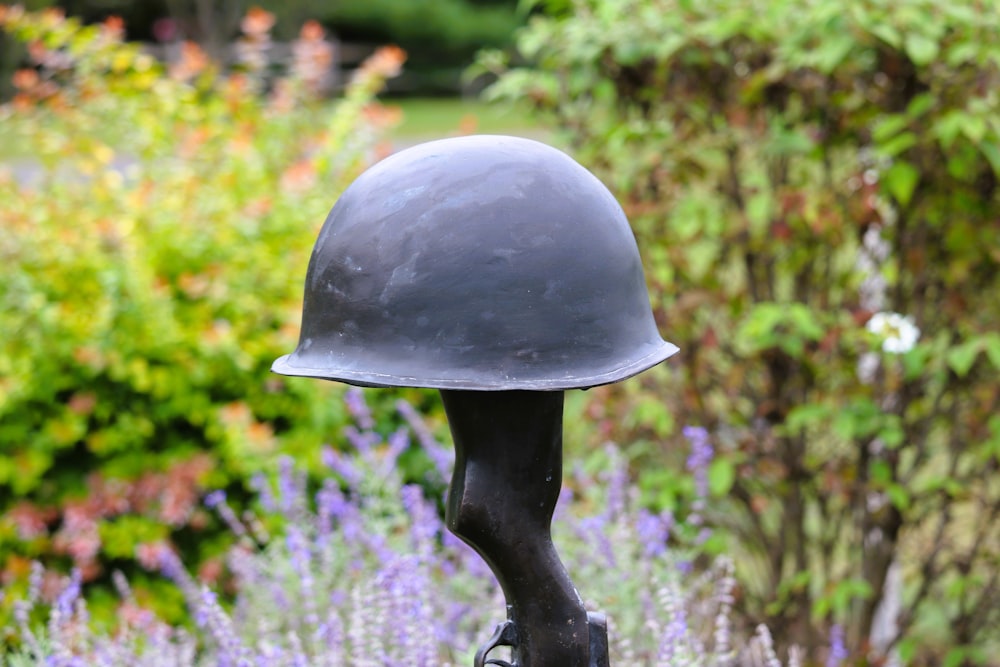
1;1;998;665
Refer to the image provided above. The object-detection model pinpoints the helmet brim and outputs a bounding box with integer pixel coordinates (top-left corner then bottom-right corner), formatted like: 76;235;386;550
271;340;678;391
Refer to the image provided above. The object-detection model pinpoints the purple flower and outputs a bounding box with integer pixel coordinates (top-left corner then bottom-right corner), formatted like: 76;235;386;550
599;444;629;520
249;472;276;512
204;490;226;509
316;479;350;522
827;624;848;667
54;569;82;619
277;455;304;515
683;425;714;538
575;514;617;568
396;398;454;481
205;491;247;538
656;583;690;662
683;426;713;474
385;427;409;469
401;484;439;555
322;445;364;488
285;525;312;580
344;425;380;452
344;386;375;430
636;509;673;558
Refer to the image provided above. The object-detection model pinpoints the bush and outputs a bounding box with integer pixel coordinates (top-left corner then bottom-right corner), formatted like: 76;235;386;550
316;0;522;94
2;390;813;666
480;0;1000;664
0;5;404;608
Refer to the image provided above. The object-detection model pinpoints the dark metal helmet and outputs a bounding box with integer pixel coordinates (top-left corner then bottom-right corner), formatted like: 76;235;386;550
272;135;677;390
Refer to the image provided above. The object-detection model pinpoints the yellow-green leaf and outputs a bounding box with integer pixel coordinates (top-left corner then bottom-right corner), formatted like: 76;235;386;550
883;161;920;206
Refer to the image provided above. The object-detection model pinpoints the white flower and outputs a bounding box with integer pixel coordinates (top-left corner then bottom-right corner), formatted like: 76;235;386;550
866;312;920;354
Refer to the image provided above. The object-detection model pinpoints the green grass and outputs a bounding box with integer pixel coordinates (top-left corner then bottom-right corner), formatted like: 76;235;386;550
386;96;550;143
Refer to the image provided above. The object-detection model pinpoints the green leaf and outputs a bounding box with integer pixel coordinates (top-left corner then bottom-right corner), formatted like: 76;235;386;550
901;345;931;380
768;128;814;155
897;637;917;663
834;399;882;440
829;578;873;615
944;647;968;667
980;140;1000;177
880;418;905;449
872;114;908;143
746;191;773;232
960;115;987;143
868;22;901;48
904;33;939;67
785;403;833;432
946;41;979;66
811;595;831;620
877;132;918;158
708;458;735;496
947;340;980;377
934;110;967;148
906;93;935;118
984;333;1000;370
870;459;892;484
886;484;910;511
883;161;920;206
787;304;825;341
815;33;856;72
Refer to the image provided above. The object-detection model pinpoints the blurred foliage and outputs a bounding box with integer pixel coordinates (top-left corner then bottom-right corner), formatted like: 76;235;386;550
268;0;523;94
481;0;1000;664
318;0;519;62
0;0;523;97
0;4;408;618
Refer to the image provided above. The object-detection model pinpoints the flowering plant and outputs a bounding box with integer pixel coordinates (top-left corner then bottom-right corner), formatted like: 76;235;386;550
0;5;404;614
3;390;818;666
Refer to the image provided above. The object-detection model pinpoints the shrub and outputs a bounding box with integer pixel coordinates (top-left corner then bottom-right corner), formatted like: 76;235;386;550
0;5;403;608
317;0;522;94
480;0;1000;664
2;390;813;666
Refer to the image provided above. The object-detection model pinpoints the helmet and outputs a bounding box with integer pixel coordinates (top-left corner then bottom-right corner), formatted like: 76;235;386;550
272;135;677;390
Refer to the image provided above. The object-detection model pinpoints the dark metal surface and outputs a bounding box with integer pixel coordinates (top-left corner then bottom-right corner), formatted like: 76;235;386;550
442;390;607;667
272;134;677;390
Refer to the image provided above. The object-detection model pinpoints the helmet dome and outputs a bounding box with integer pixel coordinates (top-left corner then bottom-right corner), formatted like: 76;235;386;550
272;135;677;390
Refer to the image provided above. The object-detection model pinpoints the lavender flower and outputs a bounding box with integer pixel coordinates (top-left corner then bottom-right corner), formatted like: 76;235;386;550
54;568;81;619
321;445;364;488
396;398;454;482
343;425;380;452
204;489;226;509
826;624;848;667
249;472;276;512
636;508;673;558
684;426;713;487
684;425;714;542
344;386;375;431
277;455;304;515
655;579;694;663
204;489;248;539
3;401;806;666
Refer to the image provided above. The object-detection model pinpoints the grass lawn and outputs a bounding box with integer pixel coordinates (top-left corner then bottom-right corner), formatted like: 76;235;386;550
386;96;551;144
